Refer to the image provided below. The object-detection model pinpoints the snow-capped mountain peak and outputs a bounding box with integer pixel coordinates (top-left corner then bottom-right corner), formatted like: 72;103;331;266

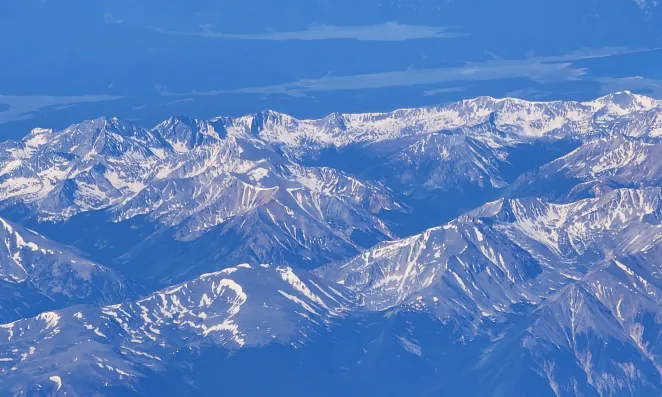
4;92;662;395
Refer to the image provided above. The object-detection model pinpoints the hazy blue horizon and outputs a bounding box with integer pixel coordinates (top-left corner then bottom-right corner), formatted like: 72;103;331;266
1;0;661;139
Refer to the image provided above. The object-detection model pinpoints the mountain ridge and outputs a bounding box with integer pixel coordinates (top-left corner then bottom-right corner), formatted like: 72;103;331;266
3;91;662;395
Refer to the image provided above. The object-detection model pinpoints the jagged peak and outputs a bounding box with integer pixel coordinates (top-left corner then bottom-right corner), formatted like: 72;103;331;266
8;91;661;154
317;111;348;131
153;115;225;152
78;116;146;136
589;90;660;113
157;114;199;128
246;109;299;135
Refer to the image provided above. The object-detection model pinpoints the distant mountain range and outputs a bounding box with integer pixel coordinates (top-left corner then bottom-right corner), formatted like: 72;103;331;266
2;92;662;396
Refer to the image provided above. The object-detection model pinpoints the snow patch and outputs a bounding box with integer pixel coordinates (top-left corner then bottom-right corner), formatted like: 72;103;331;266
49;375;62;391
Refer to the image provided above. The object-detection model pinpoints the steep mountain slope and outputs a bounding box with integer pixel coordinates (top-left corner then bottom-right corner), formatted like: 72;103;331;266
4;187;662;396
0;216;132;323
0;116;401;284
2;187;662;395
320;187;662;327
0;118;169;221
1;92;659;284
513;134;662;201
3;92;659;217
304;92;661;203
459;250;662;397
0;263;357;396
343;132;509;196
227;92;662;232
2;92;662;395
105;131;398;282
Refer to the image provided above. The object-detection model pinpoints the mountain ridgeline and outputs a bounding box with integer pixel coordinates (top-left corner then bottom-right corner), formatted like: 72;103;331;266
2;92;662;396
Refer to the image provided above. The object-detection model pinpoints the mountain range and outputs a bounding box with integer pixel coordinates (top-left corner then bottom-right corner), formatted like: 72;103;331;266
2;91;662;396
